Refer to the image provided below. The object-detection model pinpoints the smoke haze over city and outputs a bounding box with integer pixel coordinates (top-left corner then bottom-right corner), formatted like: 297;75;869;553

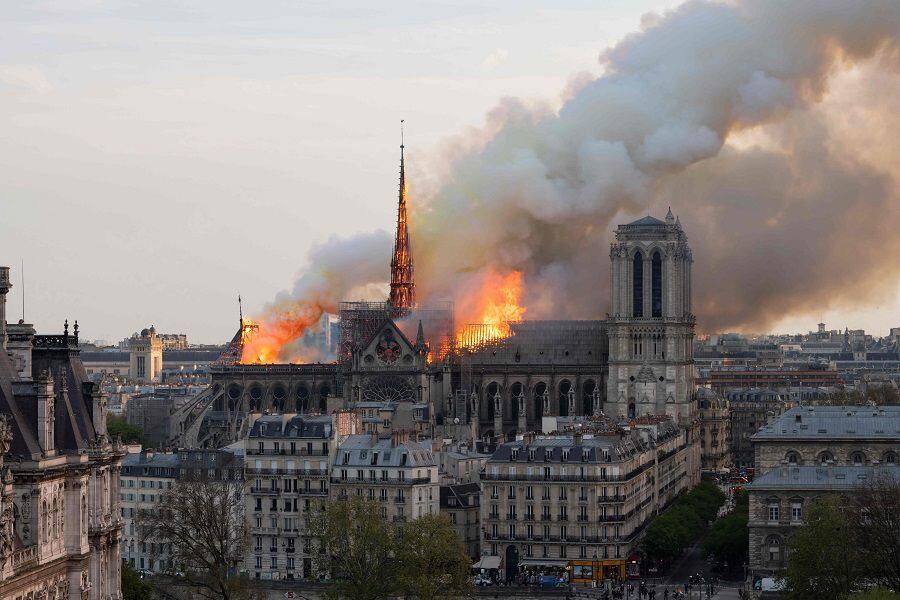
2;0;900;345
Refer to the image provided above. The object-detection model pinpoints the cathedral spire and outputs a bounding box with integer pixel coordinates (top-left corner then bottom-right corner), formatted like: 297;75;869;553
390;120;415;315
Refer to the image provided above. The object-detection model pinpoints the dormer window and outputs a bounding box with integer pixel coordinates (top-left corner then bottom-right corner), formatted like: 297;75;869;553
511;449;519;461
528;449;535;461
562;450;569;462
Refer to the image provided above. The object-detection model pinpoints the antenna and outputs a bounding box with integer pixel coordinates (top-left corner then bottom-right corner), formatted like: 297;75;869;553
20;259;24;322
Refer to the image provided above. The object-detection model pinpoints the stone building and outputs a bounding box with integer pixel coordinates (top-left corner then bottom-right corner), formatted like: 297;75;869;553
120;448;243;573
727;389;796;469
746;405;900;578
440;482;481;560
330;431;439;524
244;414;334;581
746;464;900;576
0;265;125;600
128;327;162;384
606;209;696;423
480;417;691;581
177;209;700;454
752;405;900;475
697;388;730;474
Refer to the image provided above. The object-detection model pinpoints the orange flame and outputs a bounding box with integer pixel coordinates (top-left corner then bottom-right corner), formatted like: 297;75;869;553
456;270;526;348
240;304;324;364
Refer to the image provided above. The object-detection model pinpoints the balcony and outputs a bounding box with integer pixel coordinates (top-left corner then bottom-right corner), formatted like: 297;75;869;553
392;516;407;523
246;448;329;457
330;477;430;485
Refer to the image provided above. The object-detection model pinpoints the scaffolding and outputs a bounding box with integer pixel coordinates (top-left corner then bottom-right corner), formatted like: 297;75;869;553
338;300;393;363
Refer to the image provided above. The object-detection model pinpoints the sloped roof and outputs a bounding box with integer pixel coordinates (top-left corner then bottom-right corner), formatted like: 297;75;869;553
626;215;666;226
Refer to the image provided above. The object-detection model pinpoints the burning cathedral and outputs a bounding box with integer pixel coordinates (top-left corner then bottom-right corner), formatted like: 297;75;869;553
174;143;699;450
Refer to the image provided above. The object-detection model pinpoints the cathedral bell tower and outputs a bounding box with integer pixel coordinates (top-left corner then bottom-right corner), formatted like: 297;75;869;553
605;208;696;423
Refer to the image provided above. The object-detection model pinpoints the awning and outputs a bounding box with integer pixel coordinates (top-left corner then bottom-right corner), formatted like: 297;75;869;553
473;556;502;570
518;558;570;567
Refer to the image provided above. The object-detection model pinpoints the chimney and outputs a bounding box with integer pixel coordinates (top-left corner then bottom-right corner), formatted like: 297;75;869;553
391;430;400;448
0;266;10;350
36;370;55;455
371;429;379;447
573;431;584;446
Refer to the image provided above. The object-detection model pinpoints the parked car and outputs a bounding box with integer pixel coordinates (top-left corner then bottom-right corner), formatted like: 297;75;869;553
538;575;566;587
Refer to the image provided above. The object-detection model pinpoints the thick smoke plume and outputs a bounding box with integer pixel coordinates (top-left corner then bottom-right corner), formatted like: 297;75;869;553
251;0;900;361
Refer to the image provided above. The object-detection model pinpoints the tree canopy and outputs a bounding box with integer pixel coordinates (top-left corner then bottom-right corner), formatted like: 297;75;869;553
135;477;248;600
107;414;146;445
702;490;748;575
780;477;900;600
642;479;725;564
121;561;153;600
310;497;472;600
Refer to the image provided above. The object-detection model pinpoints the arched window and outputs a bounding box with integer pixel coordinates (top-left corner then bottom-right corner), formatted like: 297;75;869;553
318;383;331;412
651;251;662;318
533;382;547;419
850;451;866;466
582;380;597;415
632;251;643;318
558;380;572;417
883;451;897;465
765;536;782;565
786;451;801;465
510;382;523;421
486;382;501;420
818;451;834;465
296;384;310;412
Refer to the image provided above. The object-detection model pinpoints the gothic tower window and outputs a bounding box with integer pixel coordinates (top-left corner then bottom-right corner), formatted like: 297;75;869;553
632;252;643;318
651;251;662;318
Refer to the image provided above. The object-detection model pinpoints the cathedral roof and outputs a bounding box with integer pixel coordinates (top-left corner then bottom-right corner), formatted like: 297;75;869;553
626;215;667;227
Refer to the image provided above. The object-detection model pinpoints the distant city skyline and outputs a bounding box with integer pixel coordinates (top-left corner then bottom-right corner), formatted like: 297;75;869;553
2;0;899;344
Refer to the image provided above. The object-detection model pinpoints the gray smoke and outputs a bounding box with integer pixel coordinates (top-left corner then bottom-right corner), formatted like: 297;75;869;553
256;0;900;358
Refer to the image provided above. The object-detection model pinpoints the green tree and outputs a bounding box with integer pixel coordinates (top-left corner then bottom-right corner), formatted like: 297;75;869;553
642;480;725;564
782;497;864;600
108;414;146;445
309;497;399;600
122;561;153;600
850;589;900;600
396;513;473;600
702;491;748;574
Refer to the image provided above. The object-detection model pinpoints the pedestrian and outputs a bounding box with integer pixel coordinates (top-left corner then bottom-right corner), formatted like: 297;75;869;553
664;587;669;600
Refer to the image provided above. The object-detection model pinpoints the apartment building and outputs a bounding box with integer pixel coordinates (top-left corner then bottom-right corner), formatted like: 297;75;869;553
440;482;481;559
120;448;243;572
481;417;692;582
244;414;333;581
330;431;439;524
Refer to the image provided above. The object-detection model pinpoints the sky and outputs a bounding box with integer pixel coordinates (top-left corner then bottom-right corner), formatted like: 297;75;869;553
1;0;898;344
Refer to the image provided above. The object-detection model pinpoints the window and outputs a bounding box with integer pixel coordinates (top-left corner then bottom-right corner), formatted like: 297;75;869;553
632;251;643;318
767;536;781;564
883;451;897;464
768;503;780;522
786;451;800;465
819;451;834;465
850;451;866;466
651;251;662;318
791;502;802;522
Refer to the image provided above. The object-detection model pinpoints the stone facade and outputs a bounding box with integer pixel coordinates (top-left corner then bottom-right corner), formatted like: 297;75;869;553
128;327;162;384
180;212;698;455
120;448;243;573
244;414;335;581
480;418;691;580
440;482;481;560
0;291;125;600
752;405;900;475
728;390;795;468
747;405;900;578
697;388;730;474
606;210;696;425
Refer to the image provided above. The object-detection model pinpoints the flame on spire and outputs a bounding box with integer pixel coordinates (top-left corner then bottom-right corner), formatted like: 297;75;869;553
390;120;415;315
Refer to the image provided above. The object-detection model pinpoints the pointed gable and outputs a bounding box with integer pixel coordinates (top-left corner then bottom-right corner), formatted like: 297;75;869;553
361;319;416;367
